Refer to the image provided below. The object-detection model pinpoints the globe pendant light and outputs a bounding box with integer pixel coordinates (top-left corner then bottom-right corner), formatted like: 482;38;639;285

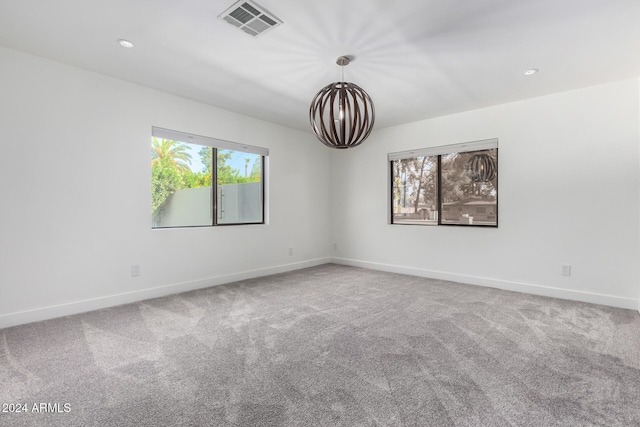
309;56;375;149
467;153;496;182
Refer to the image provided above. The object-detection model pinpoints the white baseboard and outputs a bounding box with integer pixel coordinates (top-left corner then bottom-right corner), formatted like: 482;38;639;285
0;257;331;330
2;256;635;330
332;257;639;311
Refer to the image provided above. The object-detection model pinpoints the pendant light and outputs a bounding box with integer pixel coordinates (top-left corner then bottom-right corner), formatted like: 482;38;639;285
467;153;496;182
309;56;375;149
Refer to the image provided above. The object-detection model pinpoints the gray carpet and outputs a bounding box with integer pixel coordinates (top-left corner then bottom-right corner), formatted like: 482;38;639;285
1;264;639;426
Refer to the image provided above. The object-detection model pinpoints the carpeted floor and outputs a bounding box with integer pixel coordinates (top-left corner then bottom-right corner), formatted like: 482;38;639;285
1;264;639;426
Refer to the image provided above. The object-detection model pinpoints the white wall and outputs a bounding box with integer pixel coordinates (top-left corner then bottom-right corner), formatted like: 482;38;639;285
331;78;640;310
1;46;638;329
0;47;332;328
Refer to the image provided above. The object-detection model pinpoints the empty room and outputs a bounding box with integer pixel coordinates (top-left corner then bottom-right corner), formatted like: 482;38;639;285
1;0;639;426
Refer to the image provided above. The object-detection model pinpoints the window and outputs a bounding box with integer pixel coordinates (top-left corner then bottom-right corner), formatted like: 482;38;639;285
151;127;267;228
389;139;498;227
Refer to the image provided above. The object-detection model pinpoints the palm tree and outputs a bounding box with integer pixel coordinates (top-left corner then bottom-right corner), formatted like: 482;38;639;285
151;138;192;173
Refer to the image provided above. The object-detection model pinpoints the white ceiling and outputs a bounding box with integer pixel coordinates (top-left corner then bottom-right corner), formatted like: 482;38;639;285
1;0;639;132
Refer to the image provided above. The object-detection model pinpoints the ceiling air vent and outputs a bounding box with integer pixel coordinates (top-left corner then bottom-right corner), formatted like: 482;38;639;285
218;0;282;37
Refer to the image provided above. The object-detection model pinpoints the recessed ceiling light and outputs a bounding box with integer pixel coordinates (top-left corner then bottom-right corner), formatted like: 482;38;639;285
118;39;135;48
523;68;539;76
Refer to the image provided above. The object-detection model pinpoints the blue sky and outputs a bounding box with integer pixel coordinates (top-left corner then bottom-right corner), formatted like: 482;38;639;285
184;143;258;176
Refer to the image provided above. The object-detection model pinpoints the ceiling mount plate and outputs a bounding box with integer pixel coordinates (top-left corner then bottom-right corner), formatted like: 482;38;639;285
336;56;350;66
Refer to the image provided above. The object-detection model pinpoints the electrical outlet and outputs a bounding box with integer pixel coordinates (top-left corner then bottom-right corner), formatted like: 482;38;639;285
131;264;140;277
561;264;571;276
333;243;337;251
288;247;293;256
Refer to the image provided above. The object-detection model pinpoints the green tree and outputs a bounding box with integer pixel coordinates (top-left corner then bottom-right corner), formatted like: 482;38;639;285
249;158;261;181
151;157;183;213
182;170;210;188
198;147;261;184
217;151;239;184
151;138;193;214
198;146;213;174
152;138;192;173
216;151;260;184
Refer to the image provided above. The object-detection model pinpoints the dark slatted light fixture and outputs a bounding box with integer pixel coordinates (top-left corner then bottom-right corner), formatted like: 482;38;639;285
467;153;497;182
309;56;375;149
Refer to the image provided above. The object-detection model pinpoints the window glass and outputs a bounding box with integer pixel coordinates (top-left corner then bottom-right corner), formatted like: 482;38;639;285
217;150;263;224
389;141;497;227
441;149;497;226
151;129;266;228
152;138;213;228
391;156;438;225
